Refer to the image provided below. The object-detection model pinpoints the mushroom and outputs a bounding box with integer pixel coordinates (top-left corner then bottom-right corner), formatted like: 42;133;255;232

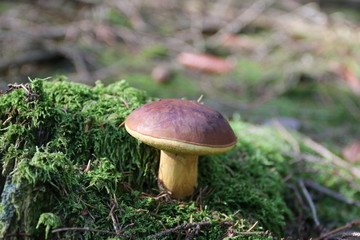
124;99;237;198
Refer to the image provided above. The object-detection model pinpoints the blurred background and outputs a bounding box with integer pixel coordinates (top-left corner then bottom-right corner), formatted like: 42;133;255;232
0;0;360;159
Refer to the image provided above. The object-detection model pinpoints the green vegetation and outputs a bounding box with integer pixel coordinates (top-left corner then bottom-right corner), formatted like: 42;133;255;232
0;77;358;239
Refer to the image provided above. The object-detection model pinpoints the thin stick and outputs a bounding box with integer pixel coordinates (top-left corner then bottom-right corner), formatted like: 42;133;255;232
305;179;360;207
120;97;129;108
0;50;60;72
274;122;300;159
303;137;360;179
209;0;275;42
5;232;32;237
290;152;360;192
149;221;212;239
247;221;258;232
185;224;201;240
231;230;272;236
52;227;118;235
117;121;125;128
315;221;360;240
298;180;320;226
83;160;91;173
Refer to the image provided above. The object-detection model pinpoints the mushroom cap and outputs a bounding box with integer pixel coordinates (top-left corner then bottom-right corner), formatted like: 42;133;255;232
125;99;237;155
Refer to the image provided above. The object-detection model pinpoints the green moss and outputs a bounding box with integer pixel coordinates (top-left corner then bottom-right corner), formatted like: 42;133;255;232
199;123;292;234
0;77;157;239
37;213;61;239
0;77;356;239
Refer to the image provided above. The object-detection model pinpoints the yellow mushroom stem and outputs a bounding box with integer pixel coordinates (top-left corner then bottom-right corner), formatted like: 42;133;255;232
158;150;198;198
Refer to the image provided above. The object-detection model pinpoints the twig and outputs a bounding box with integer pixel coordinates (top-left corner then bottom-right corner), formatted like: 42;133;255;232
298;179;320;227
0;28;58;41
294;153;333;166
0;50;61;72
286;152;360;192
274;121;300;159
315;221;360;240
231;230;273;236
185;224;201;240
304;179;360;207
45;43;93;84
112;193;119;208
6;83;40;102
148;221;213;239
195;185;213;204
118;121;125;128
286;183;305;224
120;97;129;108
109;204;122;237
83;160;91;173
247;221;258;232
209;0;275;42
303;137;360;179
52;227;118;235
5;232;32;237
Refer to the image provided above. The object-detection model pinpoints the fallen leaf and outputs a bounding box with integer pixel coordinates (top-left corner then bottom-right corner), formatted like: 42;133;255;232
219;34;259;51
342;141;360;163
339;65;360;95
131;209;149;213
177;52;235;74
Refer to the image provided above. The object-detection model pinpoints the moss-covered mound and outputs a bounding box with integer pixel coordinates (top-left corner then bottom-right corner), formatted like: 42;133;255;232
0;77;358;239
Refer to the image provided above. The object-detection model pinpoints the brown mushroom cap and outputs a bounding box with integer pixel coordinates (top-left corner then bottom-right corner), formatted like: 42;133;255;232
125;99;237;155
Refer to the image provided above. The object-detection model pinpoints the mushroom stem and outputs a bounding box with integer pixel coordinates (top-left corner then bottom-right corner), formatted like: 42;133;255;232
158;150;198;198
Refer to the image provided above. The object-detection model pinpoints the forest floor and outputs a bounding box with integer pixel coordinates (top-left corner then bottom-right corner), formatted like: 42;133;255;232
0;0;360;239
1;0;360;147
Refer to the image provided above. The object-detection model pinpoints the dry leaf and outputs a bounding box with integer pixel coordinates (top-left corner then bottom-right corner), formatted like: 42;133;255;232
219;34;259;51
177;52;234;74
339;65;360;95
342;141;360;163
